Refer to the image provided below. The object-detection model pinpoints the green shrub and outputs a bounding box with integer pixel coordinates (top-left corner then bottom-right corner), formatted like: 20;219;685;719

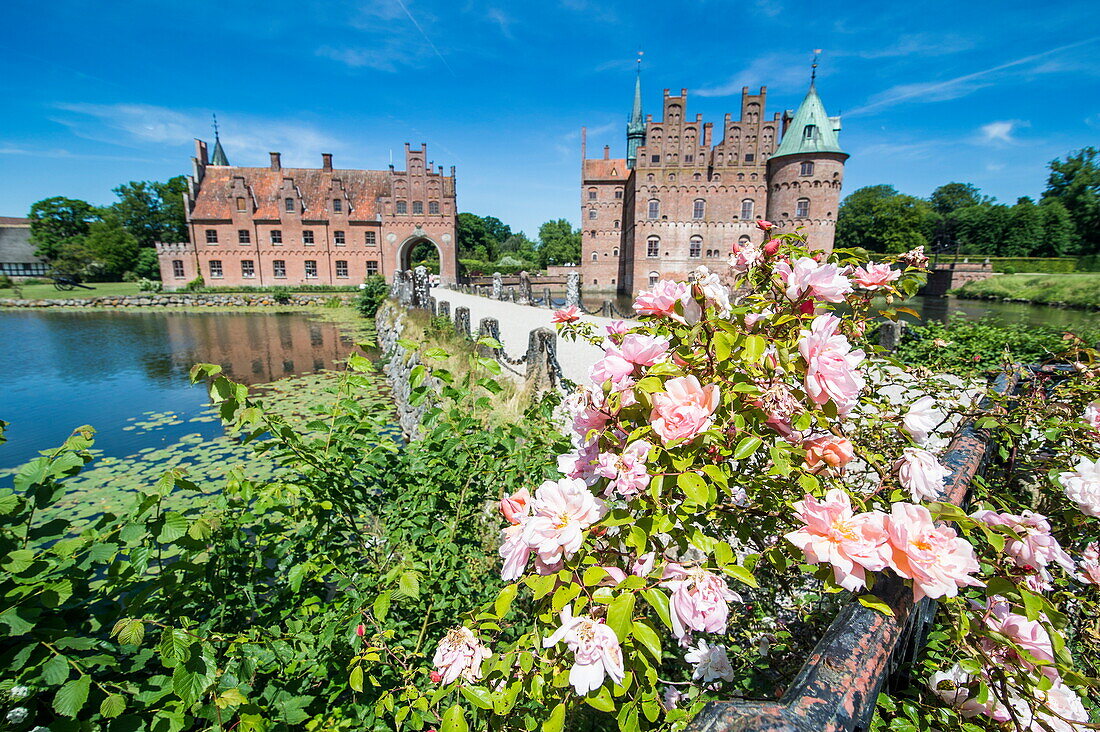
137;277;162;292
953;273;1100;310
270;286;292;304
355;275;388;317
184;275;204;292
0;274;11;290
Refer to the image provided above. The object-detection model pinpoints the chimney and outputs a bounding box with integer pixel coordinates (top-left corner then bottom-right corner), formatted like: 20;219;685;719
269;152;281;170
603;145;610;160
322;153;333;171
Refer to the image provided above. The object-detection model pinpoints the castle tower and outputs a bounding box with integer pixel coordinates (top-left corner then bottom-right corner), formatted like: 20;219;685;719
765;67;847;252
626;63;645;169
210;114;230;166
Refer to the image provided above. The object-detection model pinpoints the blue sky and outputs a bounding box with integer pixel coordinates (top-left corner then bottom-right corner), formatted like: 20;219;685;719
2;0;1099;236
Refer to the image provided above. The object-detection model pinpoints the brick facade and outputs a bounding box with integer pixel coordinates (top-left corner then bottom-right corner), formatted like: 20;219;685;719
582;83;847;294
158;141;457;290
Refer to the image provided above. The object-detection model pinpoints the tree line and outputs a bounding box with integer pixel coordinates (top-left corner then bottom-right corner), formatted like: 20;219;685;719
455;213;581;274
28;178;188;281
836;147;1100;258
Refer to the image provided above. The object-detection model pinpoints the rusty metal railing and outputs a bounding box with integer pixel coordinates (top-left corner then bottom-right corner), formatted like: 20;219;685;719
688;369;1024;732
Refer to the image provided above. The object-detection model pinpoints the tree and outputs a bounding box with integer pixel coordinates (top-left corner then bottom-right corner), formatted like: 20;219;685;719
153;176;189;243
537;219;581;266
836;185;935;253
1037;199;1073;258
950;204;1010;256
457;213;494;261
480;216;512;249
1043;147;1099;255
134;248;162;280
1001;198;1043;257
84;215;140;280
111;181;162;249
929;182;992;216
28;197;98;260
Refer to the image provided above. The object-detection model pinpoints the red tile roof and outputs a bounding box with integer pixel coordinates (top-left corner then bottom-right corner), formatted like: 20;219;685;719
583;159;628;180
191;167;394;221
0;217;31;226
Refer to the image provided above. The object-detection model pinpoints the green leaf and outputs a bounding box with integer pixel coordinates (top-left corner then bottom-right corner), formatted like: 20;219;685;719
542;703;566;732
441;703;469;732
723;564;759;589
172;657;214;705
733;435;763;461
42;653;71;685
157;512;189;543
631;620;662;660
494;584;518;618
742;335;766;363
100;693;126;718
641;588;672;630
551;582;582;613
349;665;363;692
676;472;708;506
113;618;146;647
606;592;635;642
53;675;91;718
373;592;391;622
857;594;895;616
3;549;35;573
585;686;615;712
159;627;191;668
460;685;493;710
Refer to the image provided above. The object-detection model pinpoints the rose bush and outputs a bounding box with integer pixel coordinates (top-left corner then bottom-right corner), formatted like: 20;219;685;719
379;232;1099;731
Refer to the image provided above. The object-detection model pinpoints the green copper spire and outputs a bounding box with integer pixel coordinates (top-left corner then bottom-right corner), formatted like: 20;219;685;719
772;77;845;159
626;55;645;169
210;113;229;166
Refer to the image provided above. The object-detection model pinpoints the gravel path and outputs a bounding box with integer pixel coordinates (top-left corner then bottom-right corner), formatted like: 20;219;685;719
434;288;635;384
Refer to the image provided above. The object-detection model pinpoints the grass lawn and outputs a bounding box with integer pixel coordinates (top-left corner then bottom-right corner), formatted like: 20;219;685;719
953;273;1100;310
1;281;146;299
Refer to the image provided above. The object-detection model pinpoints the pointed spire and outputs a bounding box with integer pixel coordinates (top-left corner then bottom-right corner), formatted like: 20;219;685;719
810;48;821;88
210;113;229;166
772;54;845;160
626;52;646;169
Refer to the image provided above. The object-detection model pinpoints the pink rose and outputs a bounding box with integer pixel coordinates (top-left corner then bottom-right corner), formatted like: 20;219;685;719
763;238;781;256
755;219;775;232
775;257;853;303
589;349;634;386
650;375;720;445
1058;456;1100;518
900;246;929;269
499;523;532;581
500;488;531;524
633;279;690;318
557;439;600;484
619;333;670;367
894;447;951;502
730;242;763;274
595;439;651;498
551;305;580;324
784;489;891;592
432;627;490;685
543;607;625;694
972;510;1074;586
1084;400;1100;431
885;503;982;601
902;396;939;445
981;597;1055;669
661;564;741;639
691;266;731;316
1080;542;1100;585
798;314;866;415
851;262;900;290
803;435;855;472
605;320;628;337
522;477;607;568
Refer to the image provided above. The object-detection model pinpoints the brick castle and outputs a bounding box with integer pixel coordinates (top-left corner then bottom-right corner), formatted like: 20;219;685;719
158;137;457;289
581;69;847;294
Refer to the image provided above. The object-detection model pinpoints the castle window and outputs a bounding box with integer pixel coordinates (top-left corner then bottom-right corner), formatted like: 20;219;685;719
412;201;424;214
396;201;407;214
241;259;255;278
744;153;755;163
303;230;315;245
271;230;282;244
651;155;660;163
613;247;619;256
593;279;598;285
693;173;701;181
172;260;184;278
333;198;343;212
796;198;810;218
285;197;295;213
238;229;250;244
646;236;660;258
304;260;318;278
429;201;440;214
740;199;754;220
209;260;223;278
649;272;660;288
365;231;377;246
803;124;817;140
648;199;660;219
334;230;346;246
366;260;379;276
668;173;675;181
693;199;705;219
800;161;815;176
273;260;286;278
647;174;654;182
689;236;702;258
591;252;597;261
613;220;620;229
205;229;218;244
614;188;623;200
588;208;597;220
739;235;751;245
684;154;694;164
335;260;349;278
236;197;246;212
588;188;597;200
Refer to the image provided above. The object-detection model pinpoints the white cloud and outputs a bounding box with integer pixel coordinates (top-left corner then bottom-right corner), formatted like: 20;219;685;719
315;45;402;72
852;32;975;59
978;120;1028;144
50;103;348;167
696;53;811;97
485;7;514;39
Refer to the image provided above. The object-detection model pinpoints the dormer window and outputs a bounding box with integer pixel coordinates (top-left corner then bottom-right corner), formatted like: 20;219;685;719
333;198;343;212
236;197;246;212
800;161;815;176
284;197;295;213
803;125;817;140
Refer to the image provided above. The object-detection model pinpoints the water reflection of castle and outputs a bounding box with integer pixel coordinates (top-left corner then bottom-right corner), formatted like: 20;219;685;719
161;313;352;384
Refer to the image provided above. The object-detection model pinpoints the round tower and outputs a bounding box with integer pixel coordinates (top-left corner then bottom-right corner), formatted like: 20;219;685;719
765;83;848;253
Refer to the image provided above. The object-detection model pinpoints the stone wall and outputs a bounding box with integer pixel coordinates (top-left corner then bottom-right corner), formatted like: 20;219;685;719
0;293;355;308
374;301;432;440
